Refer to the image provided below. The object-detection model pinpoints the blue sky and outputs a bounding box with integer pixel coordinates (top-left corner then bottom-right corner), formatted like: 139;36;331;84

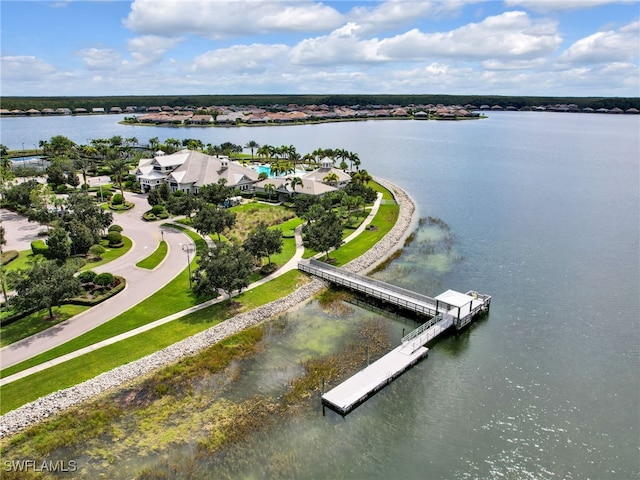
1;0;638;97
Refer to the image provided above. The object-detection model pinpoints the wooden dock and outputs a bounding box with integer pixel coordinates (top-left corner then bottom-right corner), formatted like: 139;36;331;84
298;259;491;415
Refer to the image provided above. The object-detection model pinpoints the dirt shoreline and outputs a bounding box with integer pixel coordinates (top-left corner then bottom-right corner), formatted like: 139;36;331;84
0;178;417;438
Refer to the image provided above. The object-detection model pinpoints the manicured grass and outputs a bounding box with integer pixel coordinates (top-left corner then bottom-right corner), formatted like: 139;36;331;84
0;305;89;347
3;250;40;273
135;240;168;269
331;204;399;266
81;236;133;270
0;270;309;414
163;223;207;253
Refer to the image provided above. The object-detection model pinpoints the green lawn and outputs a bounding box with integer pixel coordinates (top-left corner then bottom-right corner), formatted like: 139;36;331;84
81;236;133;270
0;270;309;414
0;181;400;413
135;240;168;269
0;305;89;347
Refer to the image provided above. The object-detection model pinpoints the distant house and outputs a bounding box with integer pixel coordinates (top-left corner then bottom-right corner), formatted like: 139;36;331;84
188;114;213;125
73;108;88;114
92;107;105;114
109;106;123;114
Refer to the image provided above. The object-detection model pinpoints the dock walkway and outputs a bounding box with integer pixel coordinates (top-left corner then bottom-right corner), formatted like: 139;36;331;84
297;259;491;415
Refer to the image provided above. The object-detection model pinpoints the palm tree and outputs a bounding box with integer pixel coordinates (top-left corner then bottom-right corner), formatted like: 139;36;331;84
257;144;271;161
72;149;93;187
289;152;301;172
244;140;260;161
107;152;129;203
359;169;372;184
349;151;360;172
264;183;276;202
323;172;339;186
290;176;304;192
148;137;160;151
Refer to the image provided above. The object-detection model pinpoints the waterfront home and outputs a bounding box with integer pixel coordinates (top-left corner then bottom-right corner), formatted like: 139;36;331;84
165;150;258;194
135;149;259;194
301;158;352;188
134;150;186;192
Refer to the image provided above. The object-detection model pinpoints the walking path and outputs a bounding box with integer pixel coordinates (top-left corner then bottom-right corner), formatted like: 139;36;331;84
0;194;382;385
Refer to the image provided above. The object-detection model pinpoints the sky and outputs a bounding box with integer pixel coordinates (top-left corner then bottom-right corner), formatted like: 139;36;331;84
1;0;639;97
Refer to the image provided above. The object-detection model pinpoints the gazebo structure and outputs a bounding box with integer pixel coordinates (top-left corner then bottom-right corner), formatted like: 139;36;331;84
435;289;487;329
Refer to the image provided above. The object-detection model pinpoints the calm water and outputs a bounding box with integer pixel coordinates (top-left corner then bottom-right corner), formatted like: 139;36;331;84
2;113;639;479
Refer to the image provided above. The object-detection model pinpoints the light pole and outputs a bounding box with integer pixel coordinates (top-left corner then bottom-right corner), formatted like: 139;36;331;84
182;243;194;289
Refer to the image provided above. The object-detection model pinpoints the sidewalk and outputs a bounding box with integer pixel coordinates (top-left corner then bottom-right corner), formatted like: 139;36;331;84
0;194;383;385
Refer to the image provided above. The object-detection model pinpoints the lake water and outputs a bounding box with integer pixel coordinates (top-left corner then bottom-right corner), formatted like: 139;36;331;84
2;112;638;479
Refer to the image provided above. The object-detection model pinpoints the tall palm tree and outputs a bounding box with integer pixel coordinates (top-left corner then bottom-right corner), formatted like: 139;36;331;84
257;144;271;161
244;140;260;161
107;152;129;203
349;151;360;172
264;183;276;201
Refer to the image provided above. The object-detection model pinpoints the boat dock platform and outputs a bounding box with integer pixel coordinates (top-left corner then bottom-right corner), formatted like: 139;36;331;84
298;259;491;415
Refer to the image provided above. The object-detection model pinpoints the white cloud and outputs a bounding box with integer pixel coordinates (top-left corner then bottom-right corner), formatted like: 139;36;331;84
505;0;638;13
290;11;561;66
126;35;184;67
124;0;343;39
191;43;289;73
289;24;383;66
559;20;640;64
0;55;57;80
76;48;121;70
378;11;561;60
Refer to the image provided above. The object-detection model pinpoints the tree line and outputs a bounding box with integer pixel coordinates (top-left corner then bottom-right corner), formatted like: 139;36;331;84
2;94;638;111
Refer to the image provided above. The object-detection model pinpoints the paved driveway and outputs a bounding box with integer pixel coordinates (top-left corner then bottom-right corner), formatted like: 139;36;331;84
0;192;193;368
0;209;45;252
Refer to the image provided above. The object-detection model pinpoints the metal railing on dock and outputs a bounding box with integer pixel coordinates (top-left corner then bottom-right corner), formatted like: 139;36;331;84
298;259;440;317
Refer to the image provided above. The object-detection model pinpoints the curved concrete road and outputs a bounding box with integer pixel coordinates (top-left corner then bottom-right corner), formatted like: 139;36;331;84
0;192;193;369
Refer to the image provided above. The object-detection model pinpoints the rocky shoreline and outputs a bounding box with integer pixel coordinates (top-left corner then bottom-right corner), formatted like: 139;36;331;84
0;179;416;438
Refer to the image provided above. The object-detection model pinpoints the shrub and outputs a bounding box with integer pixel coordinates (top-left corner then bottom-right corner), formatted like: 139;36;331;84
89;244;106;259
1;250;19;266
106;231;122;246
55;184;67;194
30;239;48;256
94;272;115;287
108;224;123;233
151;205;165;215
77;270;97;284
111;193;124;206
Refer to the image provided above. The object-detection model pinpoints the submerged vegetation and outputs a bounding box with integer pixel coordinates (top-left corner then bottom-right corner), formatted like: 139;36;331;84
2;307;395;479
